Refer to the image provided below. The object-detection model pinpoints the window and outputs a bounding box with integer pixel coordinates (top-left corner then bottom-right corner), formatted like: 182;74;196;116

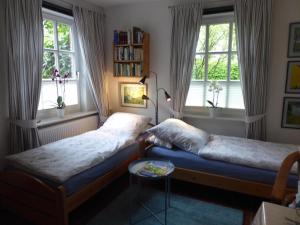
185;13;244;109
39;9;79;111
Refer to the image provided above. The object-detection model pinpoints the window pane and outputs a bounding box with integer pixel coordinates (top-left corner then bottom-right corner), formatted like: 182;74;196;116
38;82;58;110
43;19;55;49
64;80;79;106
42;51;55;79
230;54;240;80
208;24;229;52
196;26;206;53
208;54;228;80
59;53;72;76
205;82;227;108
228;82;244;109
192;54;205;80
38;80;79;110
185;81;205;106
57;23;72;51
232;23;237;51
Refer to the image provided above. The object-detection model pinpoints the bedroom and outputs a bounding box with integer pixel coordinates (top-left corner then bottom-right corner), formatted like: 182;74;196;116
0;0;300;225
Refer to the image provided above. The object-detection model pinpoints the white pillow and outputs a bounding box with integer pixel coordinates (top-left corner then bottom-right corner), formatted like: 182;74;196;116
147;118;209;154
101;112;151;137
146;134;173;149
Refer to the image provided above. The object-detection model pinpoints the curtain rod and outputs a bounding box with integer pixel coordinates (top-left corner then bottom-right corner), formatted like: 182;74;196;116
43;1;73;16
168;5;234;15
43;0;105;14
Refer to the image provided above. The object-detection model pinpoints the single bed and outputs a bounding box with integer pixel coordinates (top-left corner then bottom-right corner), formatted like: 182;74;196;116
0;112;151;225
145;119;299;199
146;145;297;198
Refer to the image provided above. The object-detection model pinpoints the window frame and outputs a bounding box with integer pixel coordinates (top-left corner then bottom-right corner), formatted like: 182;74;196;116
38;8;81;118
185;12;245;115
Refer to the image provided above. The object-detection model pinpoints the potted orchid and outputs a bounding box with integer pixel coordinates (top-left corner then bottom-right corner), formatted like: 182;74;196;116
207;81;223;118
52;69;71;118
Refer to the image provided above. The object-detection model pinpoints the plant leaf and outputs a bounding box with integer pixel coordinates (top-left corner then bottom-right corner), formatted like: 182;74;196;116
207;100;215;108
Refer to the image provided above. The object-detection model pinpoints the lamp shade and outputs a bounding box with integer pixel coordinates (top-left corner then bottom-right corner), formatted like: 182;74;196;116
164;91;171;102
139;76;147;85
142;94;149;100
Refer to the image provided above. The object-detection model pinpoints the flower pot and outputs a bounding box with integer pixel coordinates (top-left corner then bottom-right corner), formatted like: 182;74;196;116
208;107;221;118
56;108;65;118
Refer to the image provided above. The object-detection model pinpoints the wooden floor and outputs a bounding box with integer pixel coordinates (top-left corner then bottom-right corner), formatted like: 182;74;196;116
0;174;264;225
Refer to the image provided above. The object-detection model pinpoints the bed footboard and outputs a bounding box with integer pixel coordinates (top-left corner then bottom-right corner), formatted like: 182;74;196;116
0;171;68;225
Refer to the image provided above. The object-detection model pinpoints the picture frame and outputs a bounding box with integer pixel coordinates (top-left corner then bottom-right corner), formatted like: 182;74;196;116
285;61;300;93
281;97;300;129
287;22;300;57
119;82;147;108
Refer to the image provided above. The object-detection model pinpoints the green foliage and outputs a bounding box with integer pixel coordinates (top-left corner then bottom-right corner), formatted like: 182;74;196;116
192;23;240;81
56;96;66;109
42;52;54;79
57;23;71;50
43;19;54;49
192;57;205;80
42;19;72;79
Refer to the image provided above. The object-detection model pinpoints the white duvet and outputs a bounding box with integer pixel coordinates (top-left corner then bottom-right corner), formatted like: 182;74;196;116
6;128;136;183
199;135;300;174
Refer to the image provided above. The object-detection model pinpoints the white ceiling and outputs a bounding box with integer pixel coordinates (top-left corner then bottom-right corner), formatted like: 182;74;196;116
84;0;166;8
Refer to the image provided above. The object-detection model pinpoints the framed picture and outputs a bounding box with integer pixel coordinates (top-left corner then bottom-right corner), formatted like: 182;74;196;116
288;22;300;57
281;97;300;129
119;82;147;108
285;61;300;93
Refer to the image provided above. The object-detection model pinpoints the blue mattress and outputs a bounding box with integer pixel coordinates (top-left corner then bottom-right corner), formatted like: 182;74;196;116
27;143;139;195
147;146;297;188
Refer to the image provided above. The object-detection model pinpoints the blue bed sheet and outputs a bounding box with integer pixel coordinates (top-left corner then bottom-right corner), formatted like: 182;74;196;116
34;143;139;195
147;146;297;188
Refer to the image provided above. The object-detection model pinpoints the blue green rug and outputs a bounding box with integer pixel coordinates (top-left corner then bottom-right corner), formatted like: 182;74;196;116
86;188;243;225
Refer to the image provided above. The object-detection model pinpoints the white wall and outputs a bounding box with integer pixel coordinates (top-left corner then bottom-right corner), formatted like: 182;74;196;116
267;0;300;144
105;0;300;144
104;0;245;136
105;0;173;124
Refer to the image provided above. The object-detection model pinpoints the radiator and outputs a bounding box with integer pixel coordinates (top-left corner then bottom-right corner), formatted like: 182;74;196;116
38;115;99;145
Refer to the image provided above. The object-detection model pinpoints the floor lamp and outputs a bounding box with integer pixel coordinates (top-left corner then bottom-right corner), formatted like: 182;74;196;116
139;71;171;125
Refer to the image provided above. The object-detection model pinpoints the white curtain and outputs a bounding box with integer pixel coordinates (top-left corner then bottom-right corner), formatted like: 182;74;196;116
235;0;273;140
169;2;203;118
73;6;109;119
5;0;43;153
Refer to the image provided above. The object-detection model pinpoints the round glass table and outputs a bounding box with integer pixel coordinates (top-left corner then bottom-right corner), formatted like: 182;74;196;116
128;159;175;225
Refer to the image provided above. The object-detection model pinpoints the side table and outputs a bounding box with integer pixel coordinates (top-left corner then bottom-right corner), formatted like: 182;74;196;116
128;159;175;225
252;202;300;225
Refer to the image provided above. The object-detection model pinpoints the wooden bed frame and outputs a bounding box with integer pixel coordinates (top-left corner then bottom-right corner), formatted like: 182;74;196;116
144;145;297;199
0;137;147;225
172;167;296;199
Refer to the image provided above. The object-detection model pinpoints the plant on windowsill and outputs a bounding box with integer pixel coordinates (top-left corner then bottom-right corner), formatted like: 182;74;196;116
52;69;71;118
207;81;223;118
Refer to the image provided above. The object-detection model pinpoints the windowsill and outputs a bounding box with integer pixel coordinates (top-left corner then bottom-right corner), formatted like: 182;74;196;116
183;106;245;122
183;113;245;122
37;110;98;128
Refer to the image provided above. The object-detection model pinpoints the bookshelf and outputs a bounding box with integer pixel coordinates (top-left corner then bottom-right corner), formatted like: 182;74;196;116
113;29;149;77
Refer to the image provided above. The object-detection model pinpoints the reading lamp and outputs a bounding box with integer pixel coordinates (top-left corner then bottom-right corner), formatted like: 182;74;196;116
139;71;171;125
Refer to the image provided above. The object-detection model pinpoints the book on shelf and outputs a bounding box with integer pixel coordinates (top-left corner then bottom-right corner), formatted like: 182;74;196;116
132;63;143;77
113;27;144;45
114;63;143;77
114;63;131;76
137;161;169;177
132;27;143;44
114;46;143;61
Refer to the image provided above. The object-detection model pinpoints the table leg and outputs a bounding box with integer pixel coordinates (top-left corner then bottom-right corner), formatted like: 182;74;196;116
165;177;168;225
129;174;134;225
167;176;171;208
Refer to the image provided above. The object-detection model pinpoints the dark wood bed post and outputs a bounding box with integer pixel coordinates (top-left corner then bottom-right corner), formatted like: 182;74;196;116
57;186;68;225
0;171;69;225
